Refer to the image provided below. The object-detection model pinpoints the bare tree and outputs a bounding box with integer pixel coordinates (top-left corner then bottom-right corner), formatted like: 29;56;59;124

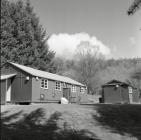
131;64;141;90
74;41;104;94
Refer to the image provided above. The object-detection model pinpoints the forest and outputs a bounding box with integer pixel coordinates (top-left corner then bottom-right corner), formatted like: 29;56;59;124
53;53;141;94
1;0;141;94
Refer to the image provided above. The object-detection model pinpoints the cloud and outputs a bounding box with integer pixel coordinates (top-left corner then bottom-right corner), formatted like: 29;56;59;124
137;36;141;57
47;33;111;59
129;36;141;57
129;37;136;45
112;45;117;52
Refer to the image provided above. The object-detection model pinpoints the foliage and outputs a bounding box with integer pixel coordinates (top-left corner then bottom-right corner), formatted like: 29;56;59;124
54;54;141;94
53;40;140;94
130;63;141;89
73;46;104;94
1;0;55;71
128;0;141;15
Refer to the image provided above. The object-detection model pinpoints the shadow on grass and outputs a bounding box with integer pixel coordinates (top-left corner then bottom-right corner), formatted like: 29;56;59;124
93;104;141;139
1;108;100;140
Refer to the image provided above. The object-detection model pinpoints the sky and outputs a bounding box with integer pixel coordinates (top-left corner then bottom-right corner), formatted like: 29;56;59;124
30;0;141;59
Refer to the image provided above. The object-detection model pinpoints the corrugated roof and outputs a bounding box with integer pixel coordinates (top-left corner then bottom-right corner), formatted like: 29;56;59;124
9;62;85;86
0;73;17;80
102;79;131;87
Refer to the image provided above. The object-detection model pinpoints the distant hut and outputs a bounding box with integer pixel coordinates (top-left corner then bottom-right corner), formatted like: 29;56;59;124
101;79;140;104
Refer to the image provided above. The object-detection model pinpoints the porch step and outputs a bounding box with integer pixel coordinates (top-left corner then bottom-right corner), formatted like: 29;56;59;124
61;97;69;104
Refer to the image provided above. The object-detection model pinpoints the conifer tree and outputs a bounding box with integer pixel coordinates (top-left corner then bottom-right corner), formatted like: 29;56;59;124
1;0;55;72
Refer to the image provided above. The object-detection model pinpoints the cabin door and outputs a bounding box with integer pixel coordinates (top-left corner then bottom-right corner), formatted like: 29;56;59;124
6;79;11;102
63;88;71;102
128;87;133;103
129;93;133;103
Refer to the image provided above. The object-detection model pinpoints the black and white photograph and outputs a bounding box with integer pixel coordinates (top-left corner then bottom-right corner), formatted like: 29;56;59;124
1;0;141;139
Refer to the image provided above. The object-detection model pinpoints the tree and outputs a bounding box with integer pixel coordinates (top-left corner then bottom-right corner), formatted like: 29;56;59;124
74;41;104;94
128;0;141;15
1;0;55;72
131;64;141;89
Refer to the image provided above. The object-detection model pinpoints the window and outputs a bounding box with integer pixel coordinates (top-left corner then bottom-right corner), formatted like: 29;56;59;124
71;85;76;92
41;79;48;89
80;87;85;93
55;81;61;90
128;87;133;94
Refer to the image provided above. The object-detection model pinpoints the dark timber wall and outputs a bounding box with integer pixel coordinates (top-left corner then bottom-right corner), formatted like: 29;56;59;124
1;63;32;103
132;88;140;103
0;80;6;104
31;77;87;103
32;77;63;102
102;85;129;104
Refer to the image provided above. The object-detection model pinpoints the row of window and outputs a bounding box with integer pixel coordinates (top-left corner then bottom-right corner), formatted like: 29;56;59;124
41;79;61;90
40;79;85;93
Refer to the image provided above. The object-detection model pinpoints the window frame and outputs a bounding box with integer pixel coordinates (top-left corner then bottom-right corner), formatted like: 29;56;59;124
80;87;85;93
71;85;76;92
55;81;61;91
128;86;133;94
40;78;48;89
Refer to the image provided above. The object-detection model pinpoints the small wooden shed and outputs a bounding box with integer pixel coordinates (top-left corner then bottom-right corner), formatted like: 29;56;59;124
0;62;87;104
101;79;140;104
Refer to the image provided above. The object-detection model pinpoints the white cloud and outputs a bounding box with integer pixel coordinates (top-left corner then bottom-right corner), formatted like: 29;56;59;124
47;33;111;59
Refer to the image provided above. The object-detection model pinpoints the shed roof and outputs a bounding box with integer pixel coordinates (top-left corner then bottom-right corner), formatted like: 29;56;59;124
0;73;17;80
102;79;130;87
8;62;85;86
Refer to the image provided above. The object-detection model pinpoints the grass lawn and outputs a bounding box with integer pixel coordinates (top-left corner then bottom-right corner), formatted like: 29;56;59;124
1;104;141;140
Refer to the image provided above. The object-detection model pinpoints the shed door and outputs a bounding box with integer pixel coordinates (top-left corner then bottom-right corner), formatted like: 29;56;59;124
63;88;71;101
6;79;11;102
129;93;133;103
128;87;133;103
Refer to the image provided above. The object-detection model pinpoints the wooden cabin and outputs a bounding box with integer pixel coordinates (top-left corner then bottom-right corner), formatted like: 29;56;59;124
101;79;140;104
0;62;87;104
